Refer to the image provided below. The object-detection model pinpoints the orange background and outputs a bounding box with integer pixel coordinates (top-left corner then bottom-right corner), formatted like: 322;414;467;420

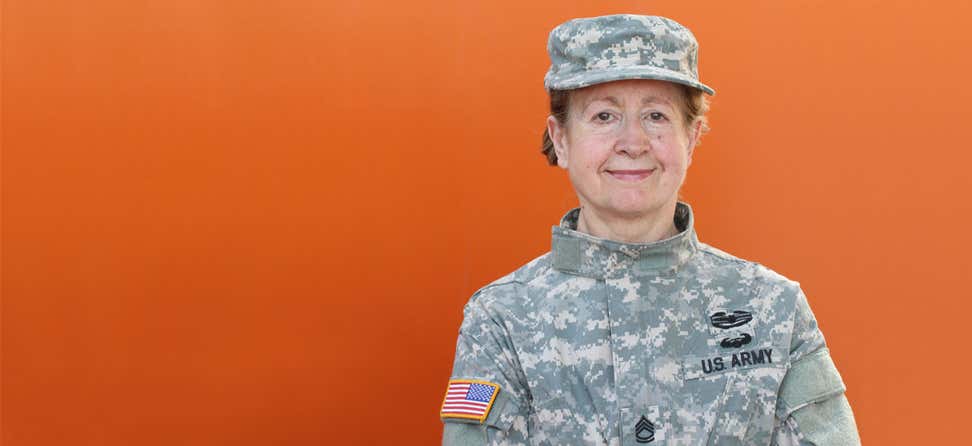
2;1;971;444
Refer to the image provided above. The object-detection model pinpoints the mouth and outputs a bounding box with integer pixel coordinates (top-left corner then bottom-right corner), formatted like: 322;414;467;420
605;169;656;182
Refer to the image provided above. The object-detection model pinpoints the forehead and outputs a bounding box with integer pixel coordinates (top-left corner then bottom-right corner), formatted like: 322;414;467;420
571;79;683;108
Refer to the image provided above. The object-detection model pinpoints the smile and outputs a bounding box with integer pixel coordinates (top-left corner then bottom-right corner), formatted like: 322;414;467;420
605;169;656;182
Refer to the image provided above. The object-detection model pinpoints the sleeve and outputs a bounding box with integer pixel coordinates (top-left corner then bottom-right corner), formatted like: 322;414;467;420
772;288;861;445
441;289;530;446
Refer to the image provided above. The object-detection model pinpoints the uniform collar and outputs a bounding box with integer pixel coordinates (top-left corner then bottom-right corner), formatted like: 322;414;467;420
551;202;699;279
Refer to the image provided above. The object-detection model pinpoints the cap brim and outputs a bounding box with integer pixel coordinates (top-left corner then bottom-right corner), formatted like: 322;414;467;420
545;66;715;96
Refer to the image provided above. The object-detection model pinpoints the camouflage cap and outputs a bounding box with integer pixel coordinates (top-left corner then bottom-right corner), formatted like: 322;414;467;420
544;14;715;95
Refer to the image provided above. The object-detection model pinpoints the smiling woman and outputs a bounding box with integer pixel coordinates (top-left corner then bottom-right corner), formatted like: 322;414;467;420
440;14;861;446
548;79;700;243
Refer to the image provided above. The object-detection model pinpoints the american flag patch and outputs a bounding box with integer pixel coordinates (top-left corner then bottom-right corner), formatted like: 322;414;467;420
440;380;500;422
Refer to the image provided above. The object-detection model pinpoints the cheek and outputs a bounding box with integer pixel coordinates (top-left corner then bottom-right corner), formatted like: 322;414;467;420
567;138;610;172
657;139;692;169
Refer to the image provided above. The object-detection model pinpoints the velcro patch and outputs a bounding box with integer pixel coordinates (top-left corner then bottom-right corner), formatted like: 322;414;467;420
684;347;780;380
440;379;500;423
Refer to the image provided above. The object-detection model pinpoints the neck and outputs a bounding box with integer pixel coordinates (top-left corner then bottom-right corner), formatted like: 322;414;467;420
575;203;679;244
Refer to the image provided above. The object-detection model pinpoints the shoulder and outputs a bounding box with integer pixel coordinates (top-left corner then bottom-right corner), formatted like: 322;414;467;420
697;242;827;359
464;252;554;316
696;241;803;296
694;242;809;329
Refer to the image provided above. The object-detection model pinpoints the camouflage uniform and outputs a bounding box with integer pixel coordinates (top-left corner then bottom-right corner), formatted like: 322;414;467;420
441;204;858;445
441;14;860;445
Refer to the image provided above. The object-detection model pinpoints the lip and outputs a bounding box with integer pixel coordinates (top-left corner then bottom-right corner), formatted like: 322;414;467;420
606;169;656;182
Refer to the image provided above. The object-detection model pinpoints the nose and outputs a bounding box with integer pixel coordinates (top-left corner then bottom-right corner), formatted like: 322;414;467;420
615;115;651;157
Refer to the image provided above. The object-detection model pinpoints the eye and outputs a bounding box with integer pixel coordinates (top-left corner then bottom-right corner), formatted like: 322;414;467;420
595;111;614;122
648;112;667;121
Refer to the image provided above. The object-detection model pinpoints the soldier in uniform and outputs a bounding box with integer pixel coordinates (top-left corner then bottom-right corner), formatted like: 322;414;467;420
441;14;861;445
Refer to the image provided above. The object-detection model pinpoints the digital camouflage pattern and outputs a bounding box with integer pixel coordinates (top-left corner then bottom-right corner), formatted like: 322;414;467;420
444;203;849;445
544;14;715;95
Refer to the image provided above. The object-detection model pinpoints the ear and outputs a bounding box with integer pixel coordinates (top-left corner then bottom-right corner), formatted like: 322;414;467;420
547;115;569;169
685;120;702;166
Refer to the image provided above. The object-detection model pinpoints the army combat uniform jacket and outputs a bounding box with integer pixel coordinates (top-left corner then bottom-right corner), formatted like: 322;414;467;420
441;203;859;445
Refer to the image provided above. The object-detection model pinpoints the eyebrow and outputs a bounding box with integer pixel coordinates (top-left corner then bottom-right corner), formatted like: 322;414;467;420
640;96;671;106
581;95;673;110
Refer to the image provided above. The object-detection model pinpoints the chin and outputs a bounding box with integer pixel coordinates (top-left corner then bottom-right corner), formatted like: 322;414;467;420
603;202;659;219
609;193;660;212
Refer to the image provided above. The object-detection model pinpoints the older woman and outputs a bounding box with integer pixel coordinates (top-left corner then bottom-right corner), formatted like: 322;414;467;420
441;14;860;445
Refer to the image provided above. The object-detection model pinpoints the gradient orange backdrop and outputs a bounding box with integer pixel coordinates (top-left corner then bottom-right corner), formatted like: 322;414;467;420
3;1;971;444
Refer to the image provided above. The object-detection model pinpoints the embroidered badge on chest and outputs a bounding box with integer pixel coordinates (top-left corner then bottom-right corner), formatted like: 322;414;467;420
709;310;753;329
706;307;757;347
635;415;656;443
440;380;501;423
719;333;752;349
685;348;777;379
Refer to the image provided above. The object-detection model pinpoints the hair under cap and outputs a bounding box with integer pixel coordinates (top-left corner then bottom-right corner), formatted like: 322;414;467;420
544;14;715;95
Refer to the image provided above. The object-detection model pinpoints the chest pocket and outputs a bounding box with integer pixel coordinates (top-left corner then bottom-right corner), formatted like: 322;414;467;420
680;347;786;445
528;394;612;446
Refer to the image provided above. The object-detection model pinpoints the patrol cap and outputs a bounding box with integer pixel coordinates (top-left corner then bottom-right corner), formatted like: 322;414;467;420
544;14;715;95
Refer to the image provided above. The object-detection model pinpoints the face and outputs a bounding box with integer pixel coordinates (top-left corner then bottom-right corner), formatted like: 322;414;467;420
548;79;701;223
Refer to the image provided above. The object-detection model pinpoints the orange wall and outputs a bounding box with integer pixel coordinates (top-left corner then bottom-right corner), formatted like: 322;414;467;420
3;1;971;444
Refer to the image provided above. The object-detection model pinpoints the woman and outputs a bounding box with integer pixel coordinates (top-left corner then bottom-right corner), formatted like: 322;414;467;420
441;14;860;445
